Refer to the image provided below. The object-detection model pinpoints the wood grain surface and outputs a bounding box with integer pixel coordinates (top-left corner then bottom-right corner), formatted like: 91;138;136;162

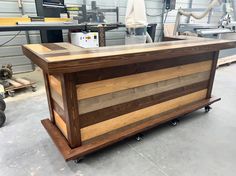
75;53;212;85
79;71;210;114
80;89;207;141
79;81;208;128
77;60;212;100
54;110;68;139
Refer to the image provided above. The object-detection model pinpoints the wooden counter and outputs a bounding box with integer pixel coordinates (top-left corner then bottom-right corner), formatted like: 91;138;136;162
22;38;236;161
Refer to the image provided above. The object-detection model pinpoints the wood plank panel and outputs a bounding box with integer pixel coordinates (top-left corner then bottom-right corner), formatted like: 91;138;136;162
51;88;64;110
75;53;212;84
80;81;208;128
54;110;68;139
80;89;207;141
49;75;62;96
77;60;212;100
25;44;52;54
52;100;65;122
79;71;211;114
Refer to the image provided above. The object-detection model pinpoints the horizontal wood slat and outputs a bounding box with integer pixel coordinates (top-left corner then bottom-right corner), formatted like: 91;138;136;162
51;88;64;110
80;89;207;141
79;81;209;128
52;100;65;122
79;71;211;114
75;53;212;84
54;111;68;139
49;75;62;96
77;60;212;100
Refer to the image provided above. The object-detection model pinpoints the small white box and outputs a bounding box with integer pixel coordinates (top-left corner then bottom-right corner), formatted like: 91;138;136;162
71;32;99;48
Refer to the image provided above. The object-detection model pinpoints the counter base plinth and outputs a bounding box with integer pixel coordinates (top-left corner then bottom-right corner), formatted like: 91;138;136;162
41;97;220;161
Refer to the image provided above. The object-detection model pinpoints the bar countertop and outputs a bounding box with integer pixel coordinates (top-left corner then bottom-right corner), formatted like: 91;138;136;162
22;38;236;74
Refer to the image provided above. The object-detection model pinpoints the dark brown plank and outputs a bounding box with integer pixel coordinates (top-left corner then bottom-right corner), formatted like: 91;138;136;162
51;88;64;110
79;81;209;128
207;51;219;98
43;72;55;123
75;53;212;84
61;73;81;148
42;43;66;51
52;100;66;122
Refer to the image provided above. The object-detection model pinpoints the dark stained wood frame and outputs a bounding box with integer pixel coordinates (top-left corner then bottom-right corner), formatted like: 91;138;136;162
22;37;236;161
60;73;81;148
22;39;236;74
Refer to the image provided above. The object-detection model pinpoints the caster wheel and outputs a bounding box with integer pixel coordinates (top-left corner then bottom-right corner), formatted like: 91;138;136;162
0;93;5;99
32;85;37;92
0;110;6;128
136;133;144;141
170;119;179;126
8;91;15;97
205;105;212;113
74;157;84;164
0;99;6;111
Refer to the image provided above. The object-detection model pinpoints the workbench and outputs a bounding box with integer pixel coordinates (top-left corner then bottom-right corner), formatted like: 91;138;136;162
22;38;236;161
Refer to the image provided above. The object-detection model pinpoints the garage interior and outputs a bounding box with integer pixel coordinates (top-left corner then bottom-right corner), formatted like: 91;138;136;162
1;0;236;176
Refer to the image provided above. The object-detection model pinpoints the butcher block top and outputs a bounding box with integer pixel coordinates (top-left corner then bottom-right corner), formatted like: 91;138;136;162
22;38;236;74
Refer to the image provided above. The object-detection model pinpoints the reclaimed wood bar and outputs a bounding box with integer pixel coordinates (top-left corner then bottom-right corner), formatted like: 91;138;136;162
22;38;236;161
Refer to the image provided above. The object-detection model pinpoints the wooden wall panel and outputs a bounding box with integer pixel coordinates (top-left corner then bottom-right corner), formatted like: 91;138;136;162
54;110;68;139
77;60;212;100
80;89;207;142
79;71;211;114
49;75;64;109
49;75;62;96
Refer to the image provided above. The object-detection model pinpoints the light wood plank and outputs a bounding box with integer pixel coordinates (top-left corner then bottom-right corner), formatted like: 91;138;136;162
25;44;52;54
49;75;62;97
79;71;211;114
0;17;70;26
217;55;236;67
77;61;212;100
80;89;207;141
54;111;68;139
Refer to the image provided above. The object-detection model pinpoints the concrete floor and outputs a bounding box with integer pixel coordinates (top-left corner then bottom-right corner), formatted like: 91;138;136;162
1;64;236;176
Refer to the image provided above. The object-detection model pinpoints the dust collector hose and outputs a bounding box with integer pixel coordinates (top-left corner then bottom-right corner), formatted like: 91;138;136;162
178;0;221;19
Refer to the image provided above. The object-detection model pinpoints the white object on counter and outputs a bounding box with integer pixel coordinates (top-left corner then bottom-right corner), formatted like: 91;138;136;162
71;32;99;48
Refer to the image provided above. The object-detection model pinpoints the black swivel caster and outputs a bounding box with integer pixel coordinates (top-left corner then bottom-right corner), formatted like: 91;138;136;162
136;133;144;141
8;90;15;97
205;105;212;113
170;119;179;126
74;157;84;164
0;98;6;111
0;110;6;128
32;85;37;92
